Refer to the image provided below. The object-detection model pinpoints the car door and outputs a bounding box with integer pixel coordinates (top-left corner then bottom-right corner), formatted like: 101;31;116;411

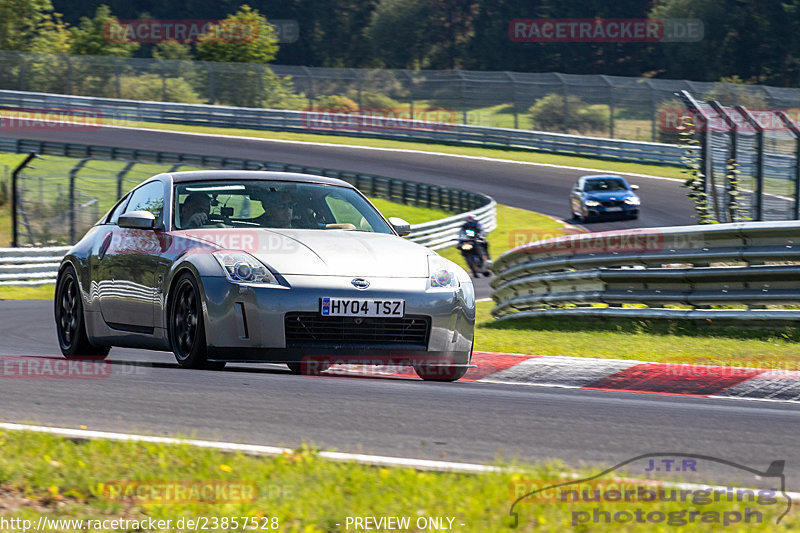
97;180;166;332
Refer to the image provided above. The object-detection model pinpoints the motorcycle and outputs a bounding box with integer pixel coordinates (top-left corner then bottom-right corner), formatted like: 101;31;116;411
458;228;492;278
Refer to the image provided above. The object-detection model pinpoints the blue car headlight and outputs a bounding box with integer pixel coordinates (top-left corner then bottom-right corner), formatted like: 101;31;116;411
624;196;641;206
584;199;601;207
428;255;461;290
212;251;279;284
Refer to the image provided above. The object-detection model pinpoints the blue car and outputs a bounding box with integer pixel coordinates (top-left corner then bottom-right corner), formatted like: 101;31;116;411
569;175;640;221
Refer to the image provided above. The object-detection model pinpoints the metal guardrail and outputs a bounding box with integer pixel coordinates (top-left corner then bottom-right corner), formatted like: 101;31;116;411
0;137;496;284
0;90;684;166
491;221;800;323
0;246;69;285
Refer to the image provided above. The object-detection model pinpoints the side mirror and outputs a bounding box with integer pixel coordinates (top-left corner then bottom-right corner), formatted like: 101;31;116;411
388;216;411;237
630;184;640;191
118;210;156;230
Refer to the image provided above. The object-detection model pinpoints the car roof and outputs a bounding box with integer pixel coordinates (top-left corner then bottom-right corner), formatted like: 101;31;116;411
581;174;627;181
163;170;356;188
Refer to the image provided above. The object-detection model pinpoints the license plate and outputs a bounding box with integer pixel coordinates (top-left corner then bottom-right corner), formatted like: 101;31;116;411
320;297;405;317
606;207;623;212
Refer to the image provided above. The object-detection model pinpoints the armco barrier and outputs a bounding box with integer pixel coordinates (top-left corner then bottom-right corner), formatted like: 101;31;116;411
0;246;69;285
490;221;800;323
0;90;684;166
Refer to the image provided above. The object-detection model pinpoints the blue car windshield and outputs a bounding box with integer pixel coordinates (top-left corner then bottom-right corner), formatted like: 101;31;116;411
584;179;628;192
173;180;393;233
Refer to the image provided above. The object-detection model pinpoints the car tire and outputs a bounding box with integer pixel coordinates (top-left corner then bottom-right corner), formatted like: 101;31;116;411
413;364;468;382
54;265;110;359
169;273;225;370
287;361;331;375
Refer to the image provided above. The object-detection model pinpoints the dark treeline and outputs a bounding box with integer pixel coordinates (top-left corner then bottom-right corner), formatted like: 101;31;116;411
36;0;800;85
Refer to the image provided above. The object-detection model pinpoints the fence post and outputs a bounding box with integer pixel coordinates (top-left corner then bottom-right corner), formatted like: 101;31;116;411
15;51;26;91
735;106;765;221
11;153;37;248
68;159;89;244
777;111;800;219
601;75;614;138
117;161;137;200
65;55;73;94
709;101;738;222
203;61;215;104
114;57;121;98
302;66;314;110
505;71;518;130
455;70;467;124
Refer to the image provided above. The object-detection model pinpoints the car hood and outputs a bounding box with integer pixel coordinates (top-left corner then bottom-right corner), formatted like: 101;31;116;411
199;229;432;277
586;190;635;201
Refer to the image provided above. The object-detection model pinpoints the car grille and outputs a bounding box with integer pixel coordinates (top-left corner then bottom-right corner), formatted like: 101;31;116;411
601;199;625;207
284;313;430;347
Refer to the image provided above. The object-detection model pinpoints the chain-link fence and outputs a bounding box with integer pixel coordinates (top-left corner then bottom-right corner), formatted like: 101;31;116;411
5;50;800;142
678;91;800;223
11;156;191;246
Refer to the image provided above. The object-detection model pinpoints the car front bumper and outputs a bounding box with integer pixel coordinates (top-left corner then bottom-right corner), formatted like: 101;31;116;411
198;274;475;366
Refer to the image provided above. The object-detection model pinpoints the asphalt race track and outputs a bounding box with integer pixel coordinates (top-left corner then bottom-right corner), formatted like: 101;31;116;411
2;300;800;489
4;126;796;488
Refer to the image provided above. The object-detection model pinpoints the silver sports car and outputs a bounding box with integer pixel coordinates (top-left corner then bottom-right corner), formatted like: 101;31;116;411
54;171;475;381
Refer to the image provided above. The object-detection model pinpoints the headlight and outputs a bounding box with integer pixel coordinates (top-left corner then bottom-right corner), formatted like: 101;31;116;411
428;255;459;289
584;200;601;207
624;196;641;206
212;251;278;284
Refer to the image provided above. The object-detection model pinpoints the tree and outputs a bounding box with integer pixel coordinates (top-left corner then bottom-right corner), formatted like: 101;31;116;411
195;5;278;64
194;5;305;109
0;0;70;52
69;4;139;56
365;0;478;69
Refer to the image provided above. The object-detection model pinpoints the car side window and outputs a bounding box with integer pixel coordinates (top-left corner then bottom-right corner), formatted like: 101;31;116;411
123;181;165;226
106;194;130;225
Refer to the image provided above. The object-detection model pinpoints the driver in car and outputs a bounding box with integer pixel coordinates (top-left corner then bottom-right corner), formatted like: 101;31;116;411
254;192;296;228
180;192;211;229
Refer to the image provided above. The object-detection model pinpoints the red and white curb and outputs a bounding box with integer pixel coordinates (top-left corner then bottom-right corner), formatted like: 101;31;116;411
326;352;800;403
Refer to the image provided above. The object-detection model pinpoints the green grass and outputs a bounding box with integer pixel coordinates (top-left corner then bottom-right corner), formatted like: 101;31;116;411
0;284;54;300
369;198;451;225
475;301;800;368
0;430;793;532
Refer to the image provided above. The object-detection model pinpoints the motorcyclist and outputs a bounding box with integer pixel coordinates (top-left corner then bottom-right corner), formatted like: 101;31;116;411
460;215;489;260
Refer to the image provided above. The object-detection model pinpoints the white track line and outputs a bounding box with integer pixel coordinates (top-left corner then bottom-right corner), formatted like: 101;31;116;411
4;422;796;505
0;422;501;474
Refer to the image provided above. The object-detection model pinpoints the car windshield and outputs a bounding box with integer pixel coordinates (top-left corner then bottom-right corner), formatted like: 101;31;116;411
584;179;628;192
173;180;393;233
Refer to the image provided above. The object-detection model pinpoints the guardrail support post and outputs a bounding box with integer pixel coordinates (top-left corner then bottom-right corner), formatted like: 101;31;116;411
11;153;37;248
